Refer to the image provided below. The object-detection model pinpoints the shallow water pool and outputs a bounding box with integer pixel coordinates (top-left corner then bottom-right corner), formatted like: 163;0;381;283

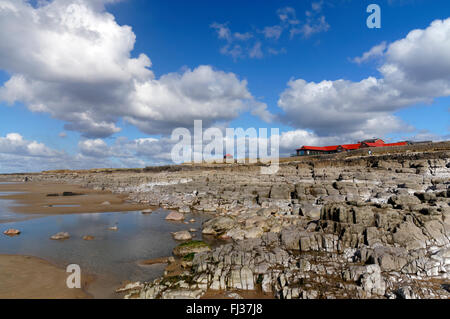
0;195;213;298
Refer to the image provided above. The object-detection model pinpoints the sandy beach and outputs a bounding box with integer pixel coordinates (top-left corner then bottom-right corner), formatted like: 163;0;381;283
0;254;92;299
0;182;147;218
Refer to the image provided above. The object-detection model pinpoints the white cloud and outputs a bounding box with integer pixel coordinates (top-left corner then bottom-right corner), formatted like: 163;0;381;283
291;15;329;39
273;5;330;40
78;136;179;163
210;22;232;41
234;32;253;41
78;138;112;158
249;42;263;59
0;132;175;173
0;0;267;138
277;7;299;26
278;18;450;138
399;130;450;143
353;42;387;64
211;4;330;60
250;101;276;123
219;43;244;60
0;133;62;157
125;65;274;133
262;25;283;40
211;22;263;59
277;3;329;39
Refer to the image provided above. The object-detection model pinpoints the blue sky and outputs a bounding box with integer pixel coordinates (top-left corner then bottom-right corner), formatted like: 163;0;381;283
0;0;449;172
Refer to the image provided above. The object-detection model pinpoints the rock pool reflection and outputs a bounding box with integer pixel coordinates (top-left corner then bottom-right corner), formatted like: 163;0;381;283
0;204;212;298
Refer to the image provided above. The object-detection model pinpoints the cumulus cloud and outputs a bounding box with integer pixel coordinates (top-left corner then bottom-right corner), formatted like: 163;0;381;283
0;132;113;173
78;135;179;163
250;101;276;123
0;0;268;138
78;138;112;158
125;65;274;133
352;42;387;64
0;133;62;157
0;132;176;173
278;18;450;138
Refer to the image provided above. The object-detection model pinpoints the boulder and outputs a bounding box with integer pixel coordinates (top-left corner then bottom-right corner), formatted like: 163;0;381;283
3;229;20;236
244;227;264;239
388;195;421;209
171;230;192;241
360;264;386;296
362;246;409;272
256;208;276;218
280;229;302;250
395;286;417;299
353;206;375;226
392;221;427;250
364;227;381;246
165;211;185;221
299;204;321;220
202;216;235;235
178;206;191;213
224;228;246;240
342;264;385;296
423;220;449;246
269;184;293;199
50;232;70;240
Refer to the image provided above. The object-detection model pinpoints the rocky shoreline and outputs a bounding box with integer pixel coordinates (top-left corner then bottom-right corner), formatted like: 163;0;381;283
2;143;449;299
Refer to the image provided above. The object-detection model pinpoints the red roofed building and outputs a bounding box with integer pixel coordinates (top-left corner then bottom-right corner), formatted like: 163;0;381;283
296;139;408;156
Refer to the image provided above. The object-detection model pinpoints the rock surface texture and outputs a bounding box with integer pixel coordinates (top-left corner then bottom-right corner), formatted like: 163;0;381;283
3;142;449;299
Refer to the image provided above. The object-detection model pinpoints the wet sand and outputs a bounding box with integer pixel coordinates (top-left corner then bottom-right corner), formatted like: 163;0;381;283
0;254;92;299
0;182;147;219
